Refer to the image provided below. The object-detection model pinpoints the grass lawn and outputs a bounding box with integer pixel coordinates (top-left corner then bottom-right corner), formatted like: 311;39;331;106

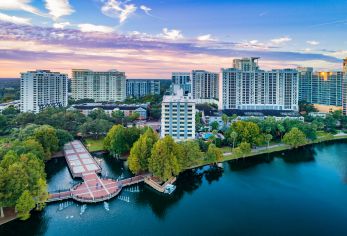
85;138;105;152
193;131;347;170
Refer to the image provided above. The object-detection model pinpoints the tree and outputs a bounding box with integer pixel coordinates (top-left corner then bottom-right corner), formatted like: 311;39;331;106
112;110;125;124
16;190;35;220
13;112;36;127
299;101;317;114
265;134;273;149
79;119;113;139
129;112;140;122
229;131;238;149
33;125;59;159
33;178;48;210
5;162;29;207
231;121;261;146
0;167;6;218
177;141;203;169
210;121;219;131
221;114;229;127
233;142;251;158
206;144;223;164
104;125;142;157
282;127;306;148
148;136;181;181
128;128;158;174
56;129;74;148
0;114;10;135
88;108;110;120
12;139;45;161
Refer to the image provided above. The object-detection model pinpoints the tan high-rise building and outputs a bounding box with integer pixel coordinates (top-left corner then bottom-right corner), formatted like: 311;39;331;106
71;69;126;102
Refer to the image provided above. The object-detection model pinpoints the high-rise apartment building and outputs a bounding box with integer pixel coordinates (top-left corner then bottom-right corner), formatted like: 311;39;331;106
172;72;191;95
71;69;126;102
161;85;196;141
343;58;347;115
20;70;68;113
298;68;343;110
221;58;299;111
192;70;219;100
126;79;160;98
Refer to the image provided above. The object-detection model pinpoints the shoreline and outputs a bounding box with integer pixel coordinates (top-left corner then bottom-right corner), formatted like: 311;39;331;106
189;133;347;170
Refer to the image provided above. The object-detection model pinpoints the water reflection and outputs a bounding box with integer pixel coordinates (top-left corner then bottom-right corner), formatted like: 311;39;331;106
2;141;347;236
280;146;316;163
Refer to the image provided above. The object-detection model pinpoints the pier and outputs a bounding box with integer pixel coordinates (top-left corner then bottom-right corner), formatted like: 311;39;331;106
47;140;150;203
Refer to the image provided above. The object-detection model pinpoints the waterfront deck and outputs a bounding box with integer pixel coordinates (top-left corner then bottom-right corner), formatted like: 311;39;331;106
64;141;101;178
48;141;150;203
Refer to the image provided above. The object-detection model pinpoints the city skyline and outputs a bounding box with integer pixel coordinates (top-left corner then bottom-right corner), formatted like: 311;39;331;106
0;0;347;78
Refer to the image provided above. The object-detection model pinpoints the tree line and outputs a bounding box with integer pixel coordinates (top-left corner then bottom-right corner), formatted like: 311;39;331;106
0;124;72;220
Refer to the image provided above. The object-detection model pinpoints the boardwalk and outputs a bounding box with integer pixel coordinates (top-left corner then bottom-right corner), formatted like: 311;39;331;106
48;141;150;203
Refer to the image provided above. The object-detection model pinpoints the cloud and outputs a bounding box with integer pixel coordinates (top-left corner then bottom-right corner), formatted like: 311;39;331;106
0;0;45;17
0;22;342;78
101;0;137;24
0;12;31;25
140;5;152;15
77;23;115;33
270;36;292;44
197;34;216;41
44;0;74;20
306;40;320;46
160;28;184;40
53;21;70;29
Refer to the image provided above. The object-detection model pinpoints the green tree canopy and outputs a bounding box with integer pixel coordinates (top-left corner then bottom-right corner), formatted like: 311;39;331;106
282;127;307;148
231;121;261;146
148;136;181;181
16;190;35;220
33;125;59;159
128;128;159;174
177;140;204;169
206;144;223;164
104;125;142;157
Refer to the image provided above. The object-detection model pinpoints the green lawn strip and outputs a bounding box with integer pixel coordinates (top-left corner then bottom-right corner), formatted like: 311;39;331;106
189;133;347;170
85;138;105;152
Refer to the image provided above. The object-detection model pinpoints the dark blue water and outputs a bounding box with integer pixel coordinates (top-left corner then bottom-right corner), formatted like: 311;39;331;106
1;141;347;236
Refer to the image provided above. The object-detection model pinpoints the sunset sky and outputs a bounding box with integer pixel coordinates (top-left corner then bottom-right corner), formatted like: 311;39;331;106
0;0;346;78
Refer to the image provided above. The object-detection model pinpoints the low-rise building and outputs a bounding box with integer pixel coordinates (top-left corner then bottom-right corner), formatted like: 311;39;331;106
0;100;20;112
222;109;304;122
71;103;149;120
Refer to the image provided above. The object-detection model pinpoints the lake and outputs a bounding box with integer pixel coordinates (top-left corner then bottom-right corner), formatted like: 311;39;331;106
1;141;347;235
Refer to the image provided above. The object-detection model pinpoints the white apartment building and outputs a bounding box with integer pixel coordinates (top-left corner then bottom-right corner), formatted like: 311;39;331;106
172;72;191;96
71;69;126;102
161;85;196;141
20;70;68;113
192;70;219;100
221;58;299;111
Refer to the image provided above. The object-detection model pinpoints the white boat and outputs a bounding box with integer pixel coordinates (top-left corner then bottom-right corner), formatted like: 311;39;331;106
104;202;110;211
80;204;87;215
164;184;176;195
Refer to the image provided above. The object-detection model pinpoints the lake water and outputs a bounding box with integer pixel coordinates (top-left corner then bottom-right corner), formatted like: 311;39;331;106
1;141;347;235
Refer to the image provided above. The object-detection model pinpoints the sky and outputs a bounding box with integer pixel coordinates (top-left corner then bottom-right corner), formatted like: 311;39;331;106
0;0;346;78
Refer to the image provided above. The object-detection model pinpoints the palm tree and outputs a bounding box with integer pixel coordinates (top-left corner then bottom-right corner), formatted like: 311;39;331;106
229;131;238;149
265;134;273;150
